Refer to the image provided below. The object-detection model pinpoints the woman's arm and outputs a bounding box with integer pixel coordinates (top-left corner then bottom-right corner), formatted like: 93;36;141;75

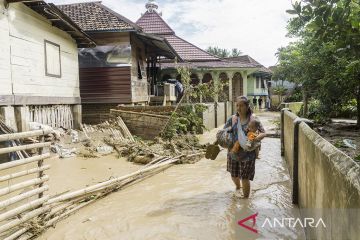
255;132;266;141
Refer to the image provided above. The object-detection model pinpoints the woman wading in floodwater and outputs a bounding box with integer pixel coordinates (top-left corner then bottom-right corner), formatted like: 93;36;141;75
224;96;266;198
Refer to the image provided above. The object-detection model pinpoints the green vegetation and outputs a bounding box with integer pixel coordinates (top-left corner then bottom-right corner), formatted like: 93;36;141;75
206;46;242;58
275;0;360;126
284;87;303;103
162;104;208;139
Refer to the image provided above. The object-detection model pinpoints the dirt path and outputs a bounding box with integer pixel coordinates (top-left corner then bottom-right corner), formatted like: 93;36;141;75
38;112;305;240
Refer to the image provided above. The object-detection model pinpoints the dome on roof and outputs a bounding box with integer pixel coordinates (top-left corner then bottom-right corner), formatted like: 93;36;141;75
145;0;158;13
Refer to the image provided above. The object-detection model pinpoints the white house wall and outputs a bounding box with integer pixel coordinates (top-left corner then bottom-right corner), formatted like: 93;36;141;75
130;36;148;103
0;1;80;105
0;5;12;98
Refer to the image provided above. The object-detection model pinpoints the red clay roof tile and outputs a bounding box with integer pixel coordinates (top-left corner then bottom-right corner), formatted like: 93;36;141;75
57;2;139;32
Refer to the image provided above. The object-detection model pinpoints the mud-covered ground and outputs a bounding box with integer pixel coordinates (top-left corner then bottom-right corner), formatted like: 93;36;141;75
37;112;305;240
314;121;359;162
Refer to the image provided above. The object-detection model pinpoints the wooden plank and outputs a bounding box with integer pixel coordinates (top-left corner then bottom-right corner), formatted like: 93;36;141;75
9;3;76;52
13;95;80;105
6;3;80;100
0;95;14;106
0;17;11;96
80;67;132;104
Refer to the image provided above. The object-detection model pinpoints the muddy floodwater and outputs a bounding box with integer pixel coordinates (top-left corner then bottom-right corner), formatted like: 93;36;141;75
38;113;305;240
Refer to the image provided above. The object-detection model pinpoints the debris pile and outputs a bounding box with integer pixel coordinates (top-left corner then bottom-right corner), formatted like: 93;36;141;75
105;134;205;164
315;121;360;161
0;114;207;239
1;114;206;164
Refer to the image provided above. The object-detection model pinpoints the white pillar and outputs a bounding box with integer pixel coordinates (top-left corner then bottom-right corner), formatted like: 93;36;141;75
0;106;17;131
72;104;82;130
241;71;248;97
14;105;30;132
228;71;235;102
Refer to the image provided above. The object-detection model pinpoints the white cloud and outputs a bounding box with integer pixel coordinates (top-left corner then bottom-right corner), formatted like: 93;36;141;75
49;0;294;67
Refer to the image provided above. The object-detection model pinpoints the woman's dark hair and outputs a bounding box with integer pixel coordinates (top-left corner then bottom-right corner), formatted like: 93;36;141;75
236;95;253;117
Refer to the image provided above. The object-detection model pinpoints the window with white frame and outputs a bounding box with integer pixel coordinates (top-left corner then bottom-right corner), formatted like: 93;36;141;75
44;40;61;78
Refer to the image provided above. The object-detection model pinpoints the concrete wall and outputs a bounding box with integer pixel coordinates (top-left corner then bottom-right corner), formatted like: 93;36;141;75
215;102;225;127
82;103;118;124
201;103;216;132
283;110;360;240
225;101;233;120
111;109;169;139
299;123;360;239
282;102;303;115
283;110;297;178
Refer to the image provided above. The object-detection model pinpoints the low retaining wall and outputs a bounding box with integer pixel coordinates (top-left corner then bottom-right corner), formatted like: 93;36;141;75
82;103;118;124
225;101;232;121
283;110;297;178
201;103;216;132
110;109;170;139
282;102;303;115
215;102;225;127
116;105;176;115
282;110;360;239
115;102;232;135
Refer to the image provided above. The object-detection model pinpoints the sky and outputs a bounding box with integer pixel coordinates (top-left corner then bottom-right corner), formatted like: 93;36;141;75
50;0;295;67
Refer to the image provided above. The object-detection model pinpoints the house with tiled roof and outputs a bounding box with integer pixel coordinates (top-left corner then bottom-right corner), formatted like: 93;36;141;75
0;0;95;135
137;0;272;108
57;1;179;123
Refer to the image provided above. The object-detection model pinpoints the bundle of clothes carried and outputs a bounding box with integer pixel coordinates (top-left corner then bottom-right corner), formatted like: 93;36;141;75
205;115;263;160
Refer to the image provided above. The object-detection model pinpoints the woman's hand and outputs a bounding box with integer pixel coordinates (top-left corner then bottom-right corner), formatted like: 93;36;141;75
254;133;266;141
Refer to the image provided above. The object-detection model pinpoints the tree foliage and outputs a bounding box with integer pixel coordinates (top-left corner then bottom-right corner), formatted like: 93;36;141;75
176;66;228;103
206;46;242;58
276;0;360;125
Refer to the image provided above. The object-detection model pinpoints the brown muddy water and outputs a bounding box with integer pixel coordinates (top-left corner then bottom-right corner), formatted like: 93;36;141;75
37;121;305;240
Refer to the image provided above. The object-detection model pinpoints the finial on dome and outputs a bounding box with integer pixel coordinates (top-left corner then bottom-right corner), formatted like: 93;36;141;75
145;0;158;13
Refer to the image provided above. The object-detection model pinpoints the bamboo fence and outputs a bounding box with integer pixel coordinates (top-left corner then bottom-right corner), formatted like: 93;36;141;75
0;120;204;239
0;130;51;239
